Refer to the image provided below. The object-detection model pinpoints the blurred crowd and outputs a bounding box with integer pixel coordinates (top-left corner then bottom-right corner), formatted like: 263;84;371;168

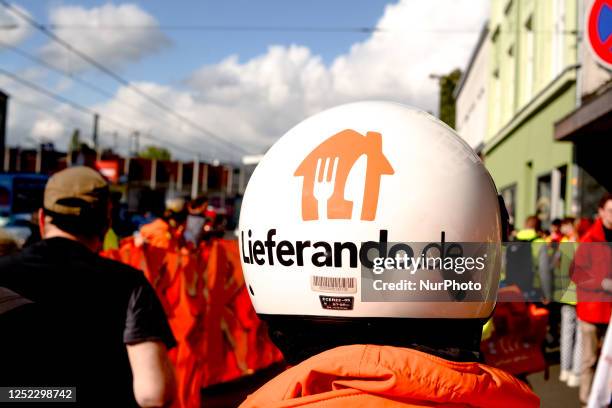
0;180;277;408
0;186;610;407
0;192;236;257
491;192;612;405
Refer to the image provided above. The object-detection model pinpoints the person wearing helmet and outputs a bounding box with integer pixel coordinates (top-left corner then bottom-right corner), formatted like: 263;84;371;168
238;102;539;407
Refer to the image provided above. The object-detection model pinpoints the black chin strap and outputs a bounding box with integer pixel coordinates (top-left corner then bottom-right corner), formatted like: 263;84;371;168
262;315;485;365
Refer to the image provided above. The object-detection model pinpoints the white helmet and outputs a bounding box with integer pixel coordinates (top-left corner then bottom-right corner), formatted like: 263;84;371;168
239;101;503;322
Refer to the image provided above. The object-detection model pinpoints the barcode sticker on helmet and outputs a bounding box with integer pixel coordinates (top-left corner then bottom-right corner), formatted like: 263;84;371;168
311;275;357;293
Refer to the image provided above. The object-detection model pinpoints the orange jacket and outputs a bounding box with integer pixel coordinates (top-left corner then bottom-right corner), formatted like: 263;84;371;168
240;344;539;408
571;218;612;324
140;218;173;249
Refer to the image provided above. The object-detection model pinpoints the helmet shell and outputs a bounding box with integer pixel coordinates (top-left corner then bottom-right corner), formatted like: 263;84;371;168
239;101;501;319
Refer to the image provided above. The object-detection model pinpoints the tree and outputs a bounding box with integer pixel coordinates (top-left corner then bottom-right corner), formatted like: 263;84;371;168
435;68;462;129
138;145;171;161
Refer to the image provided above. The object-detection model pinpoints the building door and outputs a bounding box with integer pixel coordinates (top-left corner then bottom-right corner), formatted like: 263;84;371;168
536;166;567;231
550;165;567;220
501;184;517;228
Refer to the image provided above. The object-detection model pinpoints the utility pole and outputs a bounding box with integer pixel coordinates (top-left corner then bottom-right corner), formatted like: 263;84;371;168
191;155;200;199
113;131;118;152
15;145;20;172
238;166;245;195
150;159;157;190
201;163;208;193
0;91;8;170
35;143;42;173
130;131;140;157
4;147;10;172
92;113;99;149
124;156;131;179
177;161;183;193
226;165;233;195
134;131;140;156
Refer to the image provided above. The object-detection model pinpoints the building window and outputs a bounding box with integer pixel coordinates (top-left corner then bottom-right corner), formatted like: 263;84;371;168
524;15;534;104
491;25;500;43
501;184;517;228
504;0;514;16
490;25;501;134
505;43;515;120
492;67;501;132
552;0;566;78
536;166;567;231
551;165;567;219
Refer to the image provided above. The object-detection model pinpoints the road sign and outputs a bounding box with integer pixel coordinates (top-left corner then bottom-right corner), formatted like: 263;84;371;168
587;0;612;70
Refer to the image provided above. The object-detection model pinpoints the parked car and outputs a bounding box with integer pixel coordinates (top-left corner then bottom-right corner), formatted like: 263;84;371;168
0;174;48;227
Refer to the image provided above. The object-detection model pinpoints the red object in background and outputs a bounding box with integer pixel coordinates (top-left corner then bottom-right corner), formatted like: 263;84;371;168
587;0;612;69
572;218;612;324
481;285;549;376
95;160;120;183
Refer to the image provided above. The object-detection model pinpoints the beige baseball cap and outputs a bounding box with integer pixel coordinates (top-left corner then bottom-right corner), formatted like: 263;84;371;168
44;166;109;217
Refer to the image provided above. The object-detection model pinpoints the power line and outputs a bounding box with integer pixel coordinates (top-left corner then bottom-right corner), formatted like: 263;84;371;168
0;66;93;116
0;67;198;157
5;23;384;33
9;95;85;136
0;0;249;158
0;40;120;101
0;40;204;140
0;23;586;35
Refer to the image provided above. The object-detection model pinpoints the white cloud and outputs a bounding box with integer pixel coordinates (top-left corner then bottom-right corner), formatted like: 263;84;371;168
0;72;90;149
39;3;171;72
4;0;489;162
329;0;490;108
0;3;32;47
31;117;65;141
109;0;489;160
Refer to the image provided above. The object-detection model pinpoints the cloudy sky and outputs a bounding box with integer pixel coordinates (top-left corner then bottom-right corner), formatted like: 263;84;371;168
0;0;489;162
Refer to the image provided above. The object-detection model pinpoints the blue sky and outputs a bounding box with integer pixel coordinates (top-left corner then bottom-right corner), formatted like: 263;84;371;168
4;1;387;99
0;0;488;161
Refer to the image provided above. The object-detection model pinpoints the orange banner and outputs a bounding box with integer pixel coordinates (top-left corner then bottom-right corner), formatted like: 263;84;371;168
102;236;283;408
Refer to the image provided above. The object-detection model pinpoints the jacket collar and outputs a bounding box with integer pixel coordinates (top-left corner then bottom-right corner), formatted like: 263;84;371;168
242;344;539;407
584;218;607;243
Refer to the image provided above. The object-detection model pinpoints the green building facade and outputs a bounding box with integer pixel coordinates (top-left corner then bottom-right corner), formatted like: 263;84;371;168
483;0;579;229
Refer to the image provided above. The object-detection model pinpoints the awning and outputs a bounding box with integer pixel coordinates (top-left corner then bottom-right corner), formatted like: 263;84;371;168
554;86;612;141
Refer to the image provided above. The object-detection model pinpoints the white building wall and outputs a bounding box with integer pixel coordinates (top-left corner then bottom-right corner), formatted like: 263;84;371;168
455;34;490;149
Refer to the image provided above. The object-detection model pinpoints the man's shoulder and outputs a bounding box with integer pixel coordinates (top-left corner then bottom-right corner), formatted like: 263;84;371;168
0;250;23;267
94;254;148;283
0;252;28;283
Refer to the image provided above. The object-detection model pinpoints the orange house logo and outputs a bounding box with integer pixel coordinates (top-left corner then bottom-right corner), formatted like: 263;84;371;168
294;129;394;221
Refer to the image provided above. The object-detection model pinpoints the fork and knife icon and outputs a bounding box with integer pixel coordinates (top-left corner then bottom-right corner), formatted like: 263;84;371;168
313;157;340;220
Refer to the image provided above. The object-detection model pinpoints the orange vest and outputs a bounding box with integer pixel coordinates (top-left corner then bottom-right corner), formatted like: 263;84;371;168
240;344;539;408
140;218;173;249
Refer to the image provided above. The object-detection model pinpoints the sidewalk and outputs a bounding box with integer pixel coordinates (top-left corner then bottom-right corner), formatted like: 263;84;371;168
529;364;580;408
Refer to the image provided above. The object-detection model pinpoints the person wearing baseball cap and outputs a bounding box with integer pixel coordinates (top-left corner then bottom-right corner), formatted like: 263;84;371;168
0;166;176;407
238;102;539;407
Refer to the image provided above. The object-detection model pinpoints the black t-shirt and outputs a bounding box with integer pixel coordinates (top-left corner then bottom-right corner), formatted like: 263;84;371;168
0;238;176;406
